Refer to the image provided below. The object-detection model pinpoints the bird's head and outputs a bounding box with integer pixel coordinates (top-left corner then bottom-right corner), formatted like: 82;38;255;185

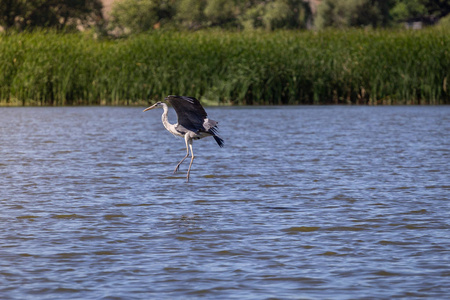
143;101;163;112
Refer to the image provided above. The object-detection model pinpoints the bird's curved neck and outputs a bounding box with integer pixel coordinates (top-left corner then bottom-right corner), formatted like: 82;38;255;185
160;103;180;136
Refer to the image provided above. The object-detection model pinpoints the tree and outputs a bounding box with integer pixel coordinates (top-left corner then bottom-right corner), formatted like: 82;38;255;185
390;0;427;21
239;0;311;30
390;0;450;23
0;0;24;30
109;0;174;34
316;0;392;29
423;0;450;20
263;0;296;30
0;0;103;31
204;0;237;26
315;0;449;29
175;0;206;29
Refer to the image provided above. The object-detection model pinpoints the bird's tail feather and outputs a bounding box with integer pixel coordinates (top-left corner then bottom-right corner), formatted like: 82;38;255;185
214;136;224;148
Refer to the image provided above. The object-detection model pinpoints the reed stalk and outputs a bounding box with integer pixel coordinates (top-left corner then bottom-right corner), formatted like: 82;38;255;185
0;28;448;105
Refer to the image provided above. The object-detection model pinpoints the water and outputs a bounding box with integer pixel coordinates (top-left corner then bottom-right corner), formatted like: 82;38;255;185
1;106;449;299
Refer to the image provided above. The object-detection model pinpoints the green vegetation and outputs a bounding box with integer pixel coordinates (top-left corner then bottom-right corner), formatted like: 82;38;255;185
106;0;449;34
2;1;449;34
1;1;447;106
1;28;449;106
0;0;103;31
316;0;450;29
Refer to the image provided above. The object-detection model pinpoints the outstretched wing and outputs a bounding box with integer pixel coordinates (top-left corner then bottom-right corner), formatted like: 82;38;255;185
165;95;208;133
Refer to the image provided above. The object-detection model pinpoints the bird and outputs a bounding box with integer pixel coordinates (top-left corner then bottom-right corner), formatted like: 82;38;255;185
143;95;224;182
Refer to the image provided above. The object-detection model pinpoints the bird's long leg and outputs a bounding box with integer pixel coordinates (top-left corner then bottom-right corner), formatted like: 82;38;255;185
186;139;195;183
174;134;190;174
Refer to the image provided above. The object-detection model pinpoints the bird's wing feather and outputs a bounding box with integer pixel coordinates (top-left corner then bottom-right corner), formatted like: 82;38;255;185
203;119;219;135
166;96;208;133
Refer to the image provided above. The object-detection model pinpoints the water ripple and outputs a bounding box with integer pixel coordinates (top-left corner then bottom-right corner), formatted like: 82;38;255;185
1;106;449;299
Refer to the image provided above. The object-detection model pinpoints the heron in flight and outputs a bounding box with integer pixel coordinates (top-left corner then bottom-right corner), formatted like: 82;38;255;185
143;95;224;182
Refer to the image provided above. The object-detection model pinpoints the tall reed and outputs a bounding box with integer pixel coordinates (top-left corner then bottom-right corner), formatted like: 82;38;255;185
0;28;448;105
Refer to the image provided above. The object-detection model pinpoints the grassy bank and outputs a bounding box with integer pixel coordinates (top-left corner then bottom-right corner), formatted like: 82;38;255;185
1;29;449;105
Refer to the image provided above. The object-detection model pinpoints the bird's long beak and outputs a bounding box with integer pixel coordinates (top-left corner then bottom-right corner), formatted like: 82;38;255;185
143;103;157;112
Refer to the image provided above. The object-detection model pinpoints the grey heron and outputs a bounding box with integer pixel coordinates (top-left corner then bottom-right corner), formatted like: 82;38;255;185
143;95;224;182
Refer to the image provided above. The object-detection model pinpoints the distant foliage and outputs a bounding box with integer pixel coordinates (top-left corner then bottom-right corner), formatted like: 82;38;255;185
1;0;449;32
0;0;103;31
390;0;450;23
106;0;449;33
203;0;237;26
175;0;207;29
109;0;320;33
390;0;427;22
316;0;450;29
316;0;390;29
109;0;174;34
437;13;450;28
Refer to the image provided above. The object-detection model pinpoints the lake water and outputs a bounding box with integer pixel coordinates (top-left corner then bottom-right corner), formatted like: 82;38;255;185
1;106;449;299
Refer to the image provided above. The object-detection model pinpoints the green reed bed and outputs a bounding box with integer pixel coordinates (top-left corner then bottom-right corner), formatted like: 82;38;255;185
0;29;449;105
